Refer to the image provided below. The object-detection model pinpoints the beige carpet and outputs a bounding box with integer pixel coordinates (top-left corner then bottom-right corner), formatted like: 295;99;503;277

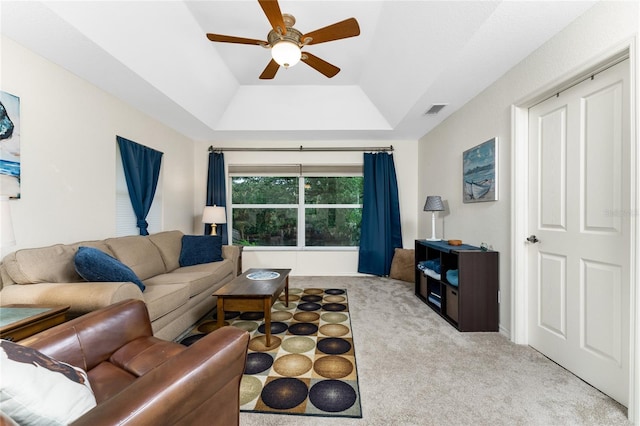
239;276;630;426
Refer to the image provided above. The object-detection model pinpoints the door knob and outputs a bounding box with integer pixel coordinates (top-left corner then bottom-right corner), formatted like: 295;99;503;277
526;235;540;243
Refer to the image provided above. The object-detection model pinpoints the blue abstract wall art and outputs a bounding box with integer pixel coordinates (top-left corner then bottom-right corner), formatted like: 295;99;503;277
0;91;20;198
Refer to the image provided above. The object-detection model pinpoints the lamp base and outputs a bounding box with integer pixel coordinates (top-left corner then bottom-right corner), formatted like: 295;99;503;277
427;212;439;241
210;224;218;236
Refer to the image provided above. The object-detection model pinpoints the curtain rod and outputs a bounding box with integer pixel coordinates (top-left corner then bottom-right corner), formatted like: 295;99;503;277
208;145;393;153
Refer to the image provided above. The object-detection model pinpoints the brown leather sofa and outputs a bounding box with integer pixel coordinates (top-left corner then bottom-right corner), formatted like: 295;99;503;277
13;299;250;426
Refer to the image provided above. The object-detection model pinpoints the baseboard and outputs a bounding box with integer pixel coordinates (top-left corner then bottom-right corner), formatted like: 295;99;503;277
499;324;511;340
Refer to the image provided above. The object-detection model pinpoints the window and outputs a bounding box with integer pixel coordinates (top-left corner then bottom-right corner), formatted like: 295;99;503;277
115;145;163;236
232;176;298;246
229;165;363;248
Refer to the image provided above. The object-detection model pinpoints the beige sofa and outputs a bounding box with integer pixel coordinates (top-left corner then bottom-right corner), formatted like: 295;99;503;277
0;230;239;341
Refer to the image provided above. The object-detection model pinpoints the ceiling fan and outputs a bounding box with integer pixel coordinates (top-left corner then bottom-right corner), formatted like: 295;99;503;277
206;0;360;79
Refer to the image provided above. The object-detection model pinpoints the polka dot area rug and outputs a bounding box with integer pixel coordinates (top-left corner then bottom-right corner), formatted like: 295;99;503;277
179;288;362;418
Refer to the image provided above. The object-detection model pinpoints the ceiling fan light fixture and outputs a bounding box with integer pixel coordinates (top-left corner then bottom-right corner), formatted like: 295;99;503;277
271;40;301;68
206;6;360;79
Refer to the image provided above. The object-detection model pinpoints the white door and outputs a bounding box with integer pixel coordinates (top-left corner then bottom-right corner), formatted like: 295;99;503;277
527;59;630;406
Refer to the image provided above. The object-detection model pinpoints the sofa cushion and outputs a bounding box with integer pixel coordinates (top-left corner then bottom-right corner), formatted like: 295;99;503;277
75;247;146;292
2;240;113;285
148;230;183;272
179;235;223;267
110;336;186;377
70;240;115;256
0;339;97;425
141;283;190;322
144;260;233;298
105;236;167;281
86;361;137;404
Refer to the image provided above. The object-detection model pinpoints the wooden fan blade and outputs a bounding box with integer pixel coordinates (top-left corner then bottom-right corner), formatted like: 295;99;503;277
206;33;267;46
258;0;286;35
301;52;340;78
259;59;280;79
301;18;360;45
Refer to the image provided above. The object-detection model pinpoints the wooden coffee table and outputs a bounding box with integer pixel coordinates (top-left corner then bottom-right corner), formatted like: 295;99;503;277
0;304;69;341
214;268;291;347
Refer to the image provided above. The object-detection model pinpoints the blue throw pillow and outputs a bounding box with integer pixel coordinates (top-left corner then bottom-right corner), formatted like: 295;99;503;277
74;246;145;292
179;235;223;267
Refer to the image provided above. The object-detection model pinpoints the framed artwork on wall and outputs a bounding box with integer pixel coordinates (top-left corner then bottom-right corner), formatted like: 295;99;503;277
463;137;497;203
0;90;20;199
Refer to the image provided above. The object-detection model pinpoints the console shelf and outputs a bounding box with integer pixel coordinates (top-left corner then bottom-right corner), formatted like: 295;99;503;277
414;239;499;332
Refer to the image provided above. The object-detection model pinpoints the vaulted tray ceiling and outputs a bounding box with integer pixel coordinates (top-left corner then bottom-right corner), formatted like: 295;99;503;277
0;1;596;142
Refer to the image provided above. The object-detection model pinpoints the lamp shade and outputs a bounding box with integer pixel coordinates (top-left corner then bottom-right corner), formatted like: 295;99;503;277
202;206;226;224
271;40;301;68
1;196;15;248
423;196;444;212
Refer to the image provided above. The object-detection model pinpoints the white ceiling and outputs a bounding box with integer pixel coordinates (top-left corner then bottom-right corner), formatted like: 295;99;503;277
1;1;597;142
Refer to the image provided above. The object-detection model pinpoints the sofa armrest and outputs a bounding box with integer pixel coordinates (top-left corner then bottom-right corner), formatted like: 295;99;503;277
222;245;240;276
0;282;143;316
70;326;250;426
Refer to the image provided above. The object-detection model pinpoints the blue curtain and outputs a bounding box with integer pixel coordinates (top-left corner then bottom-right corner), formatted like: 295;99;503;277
205;152;228;244
358;152;402;276
116;136;163;236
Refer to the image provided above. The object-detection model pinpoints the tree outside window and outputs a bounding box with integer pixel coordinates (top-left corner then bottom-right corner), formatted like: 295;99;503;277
231;175;363;247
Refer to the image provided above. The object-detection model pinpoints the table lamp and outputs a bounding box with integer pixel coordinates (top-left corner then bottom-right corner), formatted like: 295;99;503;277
423;195;444;241
202;205;226;236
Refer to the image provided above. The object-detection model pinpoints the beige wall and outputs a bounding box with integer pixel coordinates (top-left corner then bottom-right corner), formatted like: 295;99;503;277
192;140;419;276
0;35;420;275
418;1;639;335
1;36;195;252
6;1;633;288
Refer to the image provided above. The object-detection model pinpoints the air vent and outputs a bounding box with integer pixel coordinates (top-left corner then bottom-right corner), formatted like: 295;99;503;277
424;104;448;115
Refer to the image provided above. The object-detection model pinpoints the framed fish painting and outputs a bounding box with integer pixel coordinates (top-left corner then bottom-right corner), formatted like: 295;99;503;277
463;138;497;203
0;91;20;199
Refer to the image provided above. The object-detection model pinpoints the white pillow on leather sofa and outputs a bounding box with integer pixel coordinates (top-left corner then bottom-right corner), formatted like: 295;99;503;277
0;339;96;425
